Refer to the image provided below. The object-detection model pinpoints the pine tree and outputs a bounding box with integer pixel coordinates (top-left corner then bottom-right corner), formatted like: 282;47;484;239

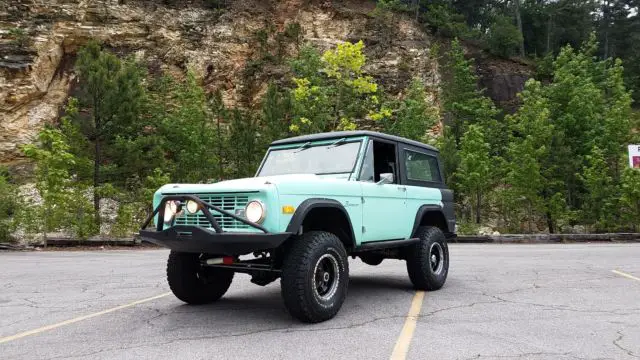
442;39;500;146
385;78;439;142
261;82;292;146
456;124;492;224
502;79;565;232
73;41;146;229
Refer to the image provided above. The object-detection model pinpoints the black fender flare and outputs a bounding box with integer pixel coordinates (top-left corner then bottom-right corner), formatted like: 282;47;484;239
285;198;356;247
411;204;451;237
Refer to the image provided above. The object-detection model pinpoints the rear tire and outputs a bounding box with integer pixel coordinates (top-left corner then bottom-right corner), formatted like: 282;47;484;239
167;251;234;304
405;226;449;290
281;231;349;323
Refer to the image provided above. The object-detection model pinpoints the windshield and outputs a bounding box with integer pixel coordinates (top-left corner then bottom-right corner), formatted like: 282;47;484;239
258;141;361;176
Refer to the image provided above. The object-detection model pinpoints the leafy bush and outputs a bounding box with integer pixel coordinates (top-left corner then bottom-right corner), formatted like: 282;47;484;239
0;169;18;242
487;16;523;58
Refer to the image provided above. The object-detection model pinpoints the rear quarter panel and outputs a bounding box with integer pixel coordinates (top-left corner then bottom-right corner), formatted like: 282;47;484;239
405;186;443;237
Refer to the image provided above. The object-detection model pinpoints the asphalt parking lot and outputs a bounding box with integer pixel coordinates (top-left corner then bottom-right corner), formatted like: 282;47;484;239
1;243;639;360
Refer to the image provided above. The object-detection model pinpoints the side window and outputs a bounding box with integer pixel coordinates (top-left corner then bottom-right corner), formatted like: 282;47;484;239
358;140;398;183
404;150;441;183
358;140;375;182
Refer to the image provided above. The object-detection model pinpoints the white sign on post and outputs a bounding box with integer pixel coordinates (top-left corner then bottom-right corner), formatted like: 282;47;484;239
630;145;640;169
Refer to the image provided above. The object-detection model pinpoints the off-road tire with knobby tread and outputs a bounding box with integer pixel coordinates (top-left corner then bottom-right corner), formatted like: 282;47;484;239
167;251;234;304
280;231;349;323
405;226;449;290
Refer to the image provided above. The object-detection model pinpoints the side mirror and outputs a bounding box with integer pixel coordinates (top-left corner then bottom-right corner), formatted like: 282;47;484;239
377;173;394;185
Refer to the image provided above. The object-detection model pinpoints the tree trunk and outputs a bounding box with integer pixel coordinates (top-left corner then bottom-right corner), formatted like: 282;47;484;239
475;191;481;224
546;14;552;55
603;0;610;59
93;137;101;230
546;211;555;234
514;0;525;57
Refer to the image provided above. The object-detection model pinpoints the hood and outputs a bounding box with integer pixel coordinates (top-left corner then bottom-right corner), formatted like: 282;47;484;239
158;173;349;194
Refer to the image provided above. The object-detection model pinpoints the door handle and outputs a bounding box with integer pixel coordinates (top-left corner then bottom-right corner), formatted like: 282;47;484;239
398;186;407;192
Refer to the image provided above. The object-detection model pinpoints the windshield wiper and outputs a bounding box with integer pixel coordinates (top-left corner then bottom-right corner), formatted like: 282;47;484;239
294;142;312;153
327;138;347;148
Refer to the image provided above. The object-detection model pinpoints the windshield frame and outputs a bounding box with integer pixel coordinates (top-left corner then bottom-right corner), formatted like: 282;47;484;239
255;137;366;179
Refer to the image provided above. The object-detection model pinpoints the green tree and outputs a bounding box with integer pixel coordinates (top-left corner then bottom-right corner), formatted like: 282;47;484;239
261;82;293;147
0;169;18;242
73;41;146;228
620;168;640;231
456;124;492;224
290;41;384;134
156;71;219;182
502;79;568;232
546;34;633;212
227;109;261;178
580;146;619;231
442;39;500;148
384;78;439;142
22;126;94;244
487;15;524;58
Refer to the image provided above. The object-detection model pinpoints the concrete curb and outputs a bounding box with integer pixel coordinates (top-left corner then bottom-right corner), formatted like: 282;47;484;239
453;233;640;243
3;233;640;251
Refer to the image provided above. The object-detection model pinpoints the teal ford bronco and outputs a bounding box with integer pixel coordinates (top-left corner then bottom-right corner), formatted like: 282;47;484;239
140;131;455;323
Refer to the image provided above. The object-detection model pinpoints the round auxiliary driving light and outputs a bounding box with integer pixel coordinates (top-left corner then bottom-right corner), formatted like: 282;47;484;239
185;200;200;214
245;200;265;224
163;200;178;224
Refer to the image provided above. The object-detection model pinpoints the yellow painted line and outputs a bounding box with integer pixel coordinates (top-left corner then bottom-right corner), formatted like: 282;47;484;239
0;292;171;344
390;291;425;360
612;270;640;282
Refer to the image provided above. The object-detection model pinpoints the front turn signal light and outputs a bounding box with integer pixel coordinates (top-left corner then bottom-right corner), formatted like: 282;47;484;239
282;205;295;214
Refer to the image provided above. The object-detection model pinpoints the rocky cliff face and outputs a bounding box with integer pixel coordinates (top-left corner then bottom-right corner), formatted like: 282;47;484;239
0;0;440;170
0;0;528;172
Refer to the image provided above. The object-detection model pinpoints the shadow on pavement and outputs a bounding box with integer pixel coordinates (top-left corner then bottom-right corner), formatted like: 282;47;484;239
156;274;416;328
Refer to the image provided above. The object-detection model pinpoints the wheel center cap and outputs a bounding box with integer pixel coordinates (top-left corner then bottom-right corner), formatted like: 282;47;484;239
431;254;437;264
323;272;330;282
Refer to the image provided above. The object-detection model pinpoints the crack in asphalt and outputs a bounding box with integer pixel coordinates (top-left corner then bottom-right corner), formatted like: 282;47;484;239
613;330;640;358
461;351;613;360
483;292;640;316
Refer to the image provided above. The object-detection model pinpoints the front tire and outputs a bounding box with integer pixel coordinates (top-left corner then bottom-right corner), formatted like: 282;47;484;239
167;251;234;304
405;226;449;290
281;231;349;323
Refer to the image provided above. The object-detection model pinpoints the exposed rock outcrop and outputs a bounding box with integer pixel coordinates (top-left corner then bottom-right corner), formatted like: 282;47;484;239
0;0;441;169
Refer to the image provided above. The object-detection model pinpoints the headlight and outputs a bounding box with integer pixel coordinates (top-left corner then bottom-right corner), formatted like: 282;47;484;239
245;200;265;223
163;200;179;224
185;200;200;214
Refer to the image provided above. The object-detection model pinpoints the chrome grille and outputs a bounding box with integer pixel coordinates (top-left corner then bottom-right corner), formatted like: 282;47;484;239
174;194;250;230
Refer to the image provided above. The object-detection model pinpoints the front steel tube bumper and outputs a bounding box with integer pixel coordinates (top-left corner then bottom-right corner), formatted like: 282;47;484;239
139;195;290;255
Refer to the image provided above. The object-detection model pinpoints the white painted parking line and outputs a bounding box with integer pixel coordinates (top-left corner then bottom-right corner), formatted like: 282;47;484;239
612;269;640;282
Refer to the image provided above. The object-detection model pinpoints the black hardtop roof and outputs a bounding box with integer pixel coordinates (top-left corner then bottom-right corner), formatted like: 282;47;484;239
270;131;439;152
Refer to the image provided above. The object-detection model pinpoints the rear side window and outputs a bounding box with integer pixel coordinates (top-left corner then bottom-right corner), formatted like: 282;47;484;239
404;150;441;183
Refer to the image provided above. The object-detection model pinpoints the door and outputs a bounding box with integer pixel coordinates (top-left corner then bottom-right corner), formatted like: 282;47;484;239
359;139;407;242
399;145;445;237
